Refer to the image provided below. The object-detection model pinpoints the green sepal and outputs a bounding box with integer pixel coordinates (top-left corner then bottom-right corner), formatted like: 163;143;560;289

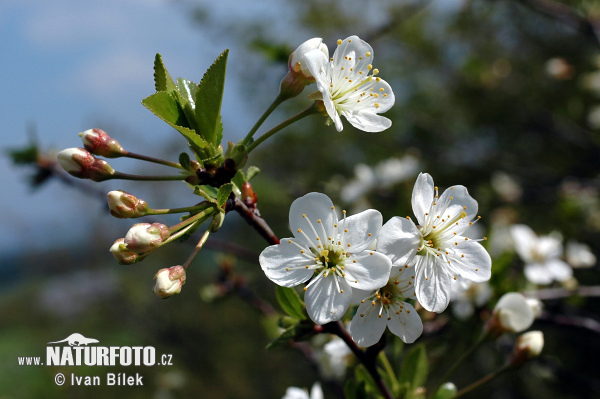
216;183;233;208
141;91;209;155
432;383;457;399
266;320;314;349
194;186;218;203
208;212;225;233
195;49;229;146
275;286;307;320
179;152;191;170
153;53;177;93
399;344;428;399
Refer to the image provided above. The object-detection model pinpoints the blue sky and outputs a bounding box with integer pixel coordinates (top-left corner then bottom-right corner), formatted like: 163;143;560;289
0;0;286;255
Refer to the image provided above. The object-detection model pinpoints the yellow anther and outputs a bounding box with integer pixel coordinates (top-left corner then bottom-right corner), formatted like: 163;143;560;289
374;103;380;108
367;64;373;70
297;229;302;233
366;51;371;57
337;39;342;45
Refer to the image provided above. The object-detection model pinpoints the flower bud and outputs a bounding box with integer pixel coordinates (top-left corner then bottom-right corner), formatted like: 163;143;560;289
511;331;544;367
57;147;115;181
485;292;535;337
153;266;186;298
279;38;328;99
107;190;150;218
80;128;125;158
109;238;145;265
124;223;170;253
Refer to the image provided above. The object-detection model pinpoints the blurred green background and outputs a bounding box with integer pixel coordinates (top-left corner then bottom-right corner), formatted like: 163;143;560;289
3;0;600;398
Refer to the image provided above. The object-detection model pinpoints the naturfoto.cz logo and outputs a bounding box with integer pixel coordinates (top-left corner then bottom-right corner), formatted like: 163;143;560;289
17;333;174;387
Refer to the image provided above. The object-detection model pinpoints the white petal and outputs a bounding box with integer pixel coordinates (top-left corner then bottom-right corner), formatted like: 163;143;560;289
494;292;534;332
387;302;423;344
305;275;352;325
524;263;553;285
537;235;563;259
412;173;435;226
349;301;387;347
289;193;335;247
446;241;492;283
377;217;421;267
345;251;392;290
333;36;374;72
343;209;382;252
415;254;452;313
510;225;538;263
546;259;572;282
341;110;392;133
438;185;479;221
259;239;314;287
310;383;324;399
304;49;330;91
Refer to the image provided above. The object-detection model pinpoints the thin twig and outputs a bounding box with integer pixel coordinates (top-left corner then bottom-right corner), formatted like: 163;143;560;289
232;196;280;245
524;285;600;300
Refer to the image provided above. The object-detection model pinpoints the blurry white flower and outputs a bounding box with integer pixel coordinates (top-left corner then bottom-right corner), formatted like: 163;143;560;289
450;278;492;320
510;225;572;284
349;266;423;346
486;292;534;336
304;35;395;132
315;337;353;379
490;172;522;203
282;382;323;399
545;58;573;80
377;173;492;313
511;331;544;367
566;240;596;268
526;297;544;318
259;192;392;325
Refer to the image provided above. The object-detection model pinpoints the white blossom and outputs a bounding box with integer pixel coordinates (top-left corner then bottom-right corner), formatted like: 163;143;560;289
376;173;492;313
304;35;395;132
566;240;596;268
491;292;535;334
450;278;492;320
349;266;423;346
289;38;329;80
510;224;572;284
282;383;323;399
259;192;392;325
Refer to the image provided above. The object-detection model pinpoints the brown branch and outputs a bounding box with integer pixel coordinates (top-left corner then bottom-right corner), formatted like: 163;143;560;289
524;285;600;300
232;196;280;245
538;311;600;334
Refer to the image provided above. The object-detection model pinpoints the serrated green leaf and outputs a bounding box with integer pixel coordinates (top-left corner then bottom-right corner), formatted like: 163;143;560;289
217;183;233;208
399;344;428;398
141;92;209;155
179;152;191;170
246;165;260;181
275;286;307;320
175;78;200;133
266;321;313;349
153;53;176;92
195;49;229;146
432;382;457;399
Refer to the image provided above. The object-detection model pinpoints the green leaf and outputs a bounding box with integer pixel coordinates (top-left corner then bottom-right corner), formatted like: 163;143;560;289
275;286;307;320
354;364;378;396
216;183;233;208
193;186;217;203
179;152;191;170
399;344;428;399
153;53;176;92
432;383;457;399
246;166;260;181
266;321;313;349
344;379;368;399
231;170;246;191
175;78;200;133
195;49;229;146
141;92;209;155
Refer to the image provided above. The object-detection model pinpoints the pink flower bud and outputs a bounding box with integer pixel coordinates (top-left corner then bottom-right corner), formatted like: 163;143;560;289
124;223;170;253
80;128;125;158
109;238;144;265
57;147;115;181
153;266;186;298
107;190;150;218
511;331;544;367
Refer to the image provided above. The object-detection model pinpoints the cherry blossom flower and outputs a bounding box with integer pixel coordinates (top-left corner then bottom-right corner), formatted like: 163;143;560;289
510;224;572;284
349;265;423;346
259;192;392;325
376;173;492;313
304;35;395;132
485;292;535;336
566;240;596;268
282;383;323;399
